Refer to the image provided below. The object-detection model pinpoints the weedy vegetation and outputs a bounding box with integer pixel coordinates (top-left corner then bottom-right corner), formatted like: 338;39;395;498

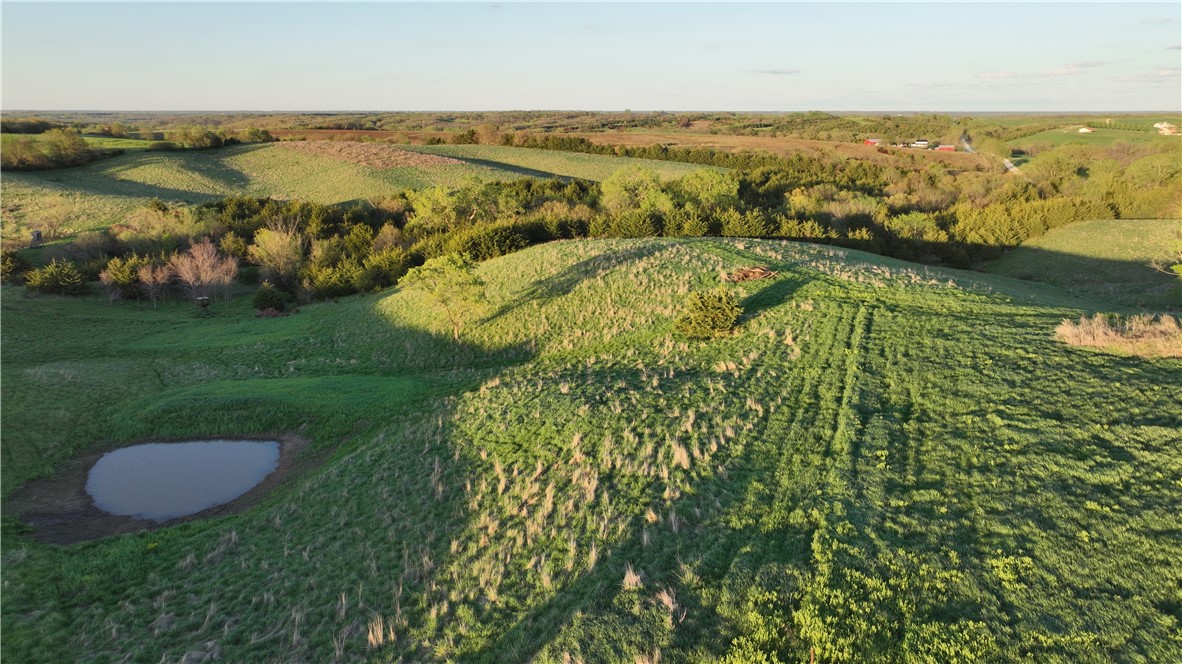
1056;312;1182;357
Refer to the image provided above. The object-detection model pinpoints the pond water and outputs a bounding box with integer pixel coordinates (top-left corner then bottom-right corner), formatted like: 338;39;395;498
86;440;280;521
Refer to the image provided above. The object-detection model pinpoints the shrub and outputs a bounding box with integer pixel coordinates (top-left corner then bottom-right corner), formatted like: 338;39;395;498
447;224;530;261
99;254;148;300
720;209;772;237
300;260;360;300
25;259;86;295
1;251;33;284
354;248;412;293
146;141;180;152
252;281;287;312
676;288;742;339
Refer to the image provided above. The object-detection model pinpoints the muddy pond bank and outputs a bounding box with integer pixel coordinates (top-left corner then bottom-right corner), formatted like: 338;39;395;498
7;434;315;545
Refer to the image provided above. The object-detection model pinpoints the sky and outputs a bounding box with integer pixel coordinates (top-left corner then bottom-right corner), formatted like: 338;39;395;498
2;2;1180;112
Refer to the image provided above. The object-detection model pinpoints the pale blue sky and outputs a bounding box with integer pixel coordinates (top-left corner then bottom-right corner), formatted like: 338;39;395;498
2;2;1179;111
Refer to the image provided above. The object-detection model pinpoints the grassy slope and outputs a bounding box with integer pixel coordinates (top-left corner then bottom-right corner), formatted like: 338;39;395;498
984;218;1181;310
1;144;705;238
403;144;711;181
2;238;1180;663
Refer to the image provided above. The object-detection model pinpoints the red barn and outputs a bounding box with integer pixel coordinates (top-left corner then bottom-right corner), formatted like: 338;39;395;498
935;144;956;152
864;138;882;145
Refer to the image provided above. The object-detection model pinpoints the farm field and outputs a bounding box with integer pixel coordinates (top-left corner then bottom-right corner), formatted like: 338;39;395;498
3;237;1180;662
985;218;1181;310
402;144;710;181
569;131;989;169
81;136;158;151
0;143;700;240
1010;127;1179;149
270;128;988;169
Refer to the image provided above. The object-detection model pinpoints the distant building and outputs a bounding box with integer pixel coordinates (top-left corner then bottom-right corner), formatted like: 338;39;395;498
864;138;883;145
911;139;930;148
935;145;956;152
1078;127;1094;133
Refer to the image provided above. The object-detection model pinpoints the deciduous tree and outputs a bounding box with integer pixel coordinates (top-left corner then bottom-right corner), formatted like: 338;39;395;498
400;253;487;341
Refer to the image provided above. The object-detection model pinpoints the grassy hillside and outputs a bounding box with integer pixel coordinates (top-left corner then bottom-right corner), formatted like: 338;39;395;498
985;218;1181;309
0;143;701;239
404;144;709;181
3;238;1181;663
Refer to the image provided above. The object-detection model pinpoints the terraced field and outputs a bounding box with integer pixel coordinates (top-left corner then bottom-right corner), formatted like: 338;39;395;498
3;238;1179;662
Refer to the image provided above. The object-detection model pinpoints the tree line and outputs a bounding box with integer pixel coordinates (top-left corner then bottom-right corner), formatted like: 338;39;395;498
5;137;1178;304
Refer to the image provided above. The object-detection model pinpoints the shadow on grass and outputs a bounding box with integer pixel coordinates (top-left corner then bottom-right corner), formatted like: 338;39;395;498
440;156;575;181
482;242;668;323
14;145;263;206
462;272;827;662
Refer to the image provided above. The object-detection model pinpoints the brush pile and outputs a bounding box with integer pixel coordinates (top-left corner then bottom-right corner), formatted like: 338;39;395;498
723;266;778;282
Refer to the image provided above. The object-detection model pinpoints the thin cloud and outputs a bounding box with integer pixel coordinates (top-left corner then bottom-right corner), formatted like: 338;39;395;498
975;71;1016;79
752;68;801;76
1168;44;1182;50
1111;67;1181;84
1041;62;1109;77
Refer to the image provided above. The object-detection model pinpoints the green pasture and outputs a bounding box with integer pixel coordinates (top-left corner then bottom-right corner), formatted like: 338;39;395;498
1011;126;1178;149
2;237;1180;662
985;218;1181;310
403;144;712;181
0;144;712;243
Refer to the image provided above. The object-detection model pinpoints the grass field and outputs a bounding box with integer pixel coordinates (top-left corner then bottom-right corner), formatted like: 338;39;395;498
3;237;1180;662
1;143;709;242
1010;127;1179;149
570;131;989;169
985;218;1181;310
81;136;158;151
403;144;710;181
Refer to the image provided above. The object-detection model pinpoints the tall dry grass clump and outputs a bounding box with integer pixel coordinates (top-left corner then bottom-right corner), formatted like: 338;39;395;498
1056;313;1182;358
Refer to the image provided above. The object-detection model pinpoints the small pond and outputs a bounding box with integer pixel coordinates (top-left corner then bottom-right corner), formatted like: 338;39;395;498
86;440;280;521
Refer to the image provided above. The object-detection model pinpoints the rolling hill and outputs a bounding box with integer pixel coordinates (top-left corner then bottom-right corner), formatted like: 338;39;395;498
0;143;709;238
3;237;1180;662
984;218;1181;309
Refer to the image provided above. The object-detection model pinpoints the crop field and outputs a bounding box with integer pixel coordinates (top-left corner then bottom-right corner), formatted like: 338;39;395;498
985;218;1181;310
1;144;699;241
3;237;1180;662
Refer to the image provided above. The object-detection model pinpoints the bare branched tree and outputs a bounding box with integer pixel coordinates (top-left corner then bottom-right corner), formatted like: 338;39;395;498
137;262;173;308
169;239;238;302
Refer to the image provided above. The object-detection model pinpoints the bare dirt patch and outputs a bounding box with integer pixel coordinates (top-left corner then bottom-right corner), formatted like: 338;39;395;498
7;434;319;545
724;266;778;282
278;140;463;169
